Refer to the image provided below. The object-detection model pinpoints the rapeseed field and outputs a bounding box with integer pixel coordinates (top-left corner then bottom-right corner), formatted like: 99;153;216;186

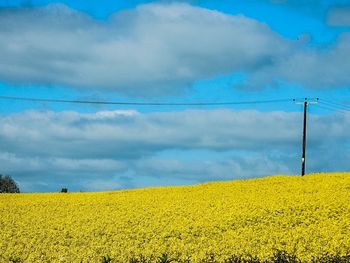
1;172;350;262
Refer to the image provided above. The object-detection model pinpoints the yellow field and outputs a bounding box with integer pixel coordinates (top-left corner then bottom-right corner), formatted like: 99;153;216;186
1;172;350;262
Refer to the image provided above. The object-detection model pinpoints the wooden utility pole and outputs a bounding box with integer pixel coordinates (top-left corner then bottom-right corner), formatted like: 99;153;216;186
301;101;308;176
294;98;318;176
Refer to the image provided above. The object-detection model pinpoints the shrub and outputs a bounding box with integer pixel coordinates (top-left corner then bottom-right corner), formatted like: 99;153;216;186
0;175;20;193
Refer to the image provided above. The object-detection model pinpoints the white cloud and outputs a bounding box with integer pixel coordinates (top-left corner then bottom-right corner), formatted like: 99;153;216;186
243;32;350;89
0;109;304;158
0;152;126;173
133;155;293;181
327;6;350;26
2;1;350;96
1;3;349;93
0;3;288;95
0;109;349;191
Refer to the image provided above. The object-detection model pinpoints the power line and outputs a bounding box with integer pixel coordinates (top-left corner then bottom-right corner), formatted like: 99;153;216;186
317;101;349;114
0;95;294;106
320;98;350;109
317;105;347;115
318;99;350;112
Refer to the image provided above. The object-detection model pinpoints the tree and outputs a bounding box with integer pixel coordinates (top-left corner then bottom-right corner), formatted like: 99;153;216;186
0;175;20;193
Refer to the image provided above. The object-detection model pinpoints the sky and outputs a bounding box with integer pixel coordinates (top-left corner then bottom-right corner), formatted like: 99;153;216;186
0;0;349;192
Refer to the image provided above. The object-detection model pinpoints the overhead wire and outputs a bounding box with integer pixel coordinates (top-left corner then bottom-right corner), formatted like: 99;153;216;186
0;95;348;115
315;103;349;115
318;102;349;113
0;95;294;107
318;99;350;111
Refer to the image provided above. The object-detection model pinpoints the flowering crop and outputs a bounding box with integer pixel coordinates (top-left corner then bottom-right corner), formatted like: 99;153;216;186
1;172;350;262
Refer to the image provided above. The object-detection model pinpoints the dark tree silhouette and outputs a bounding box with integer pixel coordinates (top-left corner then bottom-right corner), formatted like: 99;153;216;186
0;175;20;193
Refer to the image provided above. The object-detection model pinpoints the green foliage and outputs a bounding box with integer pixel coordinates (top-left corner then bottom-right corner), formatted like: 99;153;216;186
126;251;350;263
157;253;175;263
130;255;149;263
312;253;350;263
9;257;23;263
223;255;242;263
272;250;299;263
202;253;217;263
0;175;20;193
102;255;112;263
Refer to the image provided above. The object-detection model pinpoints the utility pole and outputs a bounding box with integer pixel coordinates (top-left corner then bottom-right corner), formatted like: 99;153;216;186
294;98;318;176
301;100;307;176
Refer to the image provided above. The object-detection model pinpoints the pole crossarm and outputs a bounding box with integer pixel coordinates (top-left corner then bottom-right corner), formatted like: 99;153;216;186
293;98;319;105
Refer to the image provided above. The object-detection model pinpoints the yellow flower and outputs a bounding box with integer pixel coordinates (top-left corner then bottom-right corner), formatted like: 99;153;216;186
0;172;349;262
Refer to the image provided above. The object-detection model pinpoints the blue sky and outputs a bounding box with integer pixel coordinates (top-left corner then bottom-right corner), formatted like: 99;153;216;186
0;0;349;192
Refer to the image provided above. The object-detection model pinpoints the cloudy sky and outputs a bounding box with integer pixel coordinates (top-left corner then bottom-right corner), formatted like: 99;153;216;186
0;0;349;192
